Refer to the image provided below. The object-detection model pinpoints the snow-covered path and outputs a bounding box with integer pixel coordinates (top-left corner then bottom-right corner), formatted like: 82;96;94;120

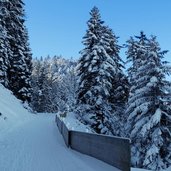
0;114;119;171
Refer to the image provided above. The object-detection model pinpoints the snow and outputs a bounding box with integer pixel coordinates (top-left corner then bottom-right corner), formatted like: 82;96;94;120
131;167;171;171
1;84;170;171
150;76;158;83
59;112;93;133
0;84;31;138
140;108;161;137
56;113;171;171
166;167;171;171
0;84;119;171
146;76;158;87
132;168;171;171
0;114;120;171
131;169;149;171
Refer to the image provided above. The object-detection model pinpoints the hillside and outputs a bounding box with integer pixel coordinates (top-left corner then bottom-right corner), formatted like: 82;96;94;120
1;84;170;171
0;85;119;171
0;84;32;137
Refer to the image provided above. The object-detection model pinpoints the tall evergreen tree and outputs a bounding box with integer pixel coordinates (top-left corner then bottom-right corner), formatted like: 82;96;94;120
76;7;116;134
31;58;43;112
102;26;129;136
0;0;32;102
76;7;128;135
22;27;33;101
126;32;171;170
0;0;11;87
0;24;8;87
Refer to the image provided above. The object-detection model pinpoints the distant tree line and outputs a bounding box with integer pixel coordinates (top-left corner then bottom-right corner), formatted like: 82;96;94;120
31;56;77;113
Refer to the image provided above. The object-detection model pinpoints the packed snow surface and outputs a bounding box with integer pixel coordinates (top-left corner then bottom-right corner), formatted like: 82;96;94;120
0;85;119;171
0;84;170;171
0;114;120;171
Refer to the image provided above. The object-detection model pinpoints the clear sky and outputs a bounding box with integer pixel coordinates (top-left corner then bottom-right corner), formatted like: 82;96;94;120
24;0;171;63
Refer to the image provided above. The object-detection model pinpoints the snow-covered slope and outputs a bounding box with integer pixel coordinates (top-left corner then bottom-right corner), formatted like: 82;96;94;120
0;114;120;171
0;84;170;171
60;112;171;171
0;85;120;171
0;84;31;137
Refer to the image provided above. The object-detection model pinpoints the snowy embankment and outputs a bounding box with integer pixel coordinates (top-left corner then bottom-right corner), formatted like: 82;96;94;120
0;84;32;137
0;84;170;171
0;84;119;171
60;112;171;171
59;112;93;133
0;114;120;171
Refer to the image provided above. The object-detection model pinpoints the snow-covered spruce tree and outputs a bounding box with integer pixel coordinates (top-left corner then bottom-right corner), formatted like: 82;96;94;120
2;0;32;102
0;0;12;87
76;7;117;134
22;27;33;100
102;26;129;136
0;23;9;87
126;32;171;170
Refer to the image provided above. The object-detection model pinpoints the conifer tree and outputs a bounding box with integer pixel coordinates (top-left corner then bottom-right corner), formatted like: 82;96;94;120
76;7;115;134
126;32;171;170
0;0;11;87
102;26;129;136
0;24;9;87
22;27;33;101
76;7;129;135
0;0;32;102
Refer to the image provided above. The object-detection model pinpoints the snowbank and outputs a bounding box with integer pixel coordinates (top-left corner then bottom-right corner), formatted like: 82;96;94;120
0;84;170;171
58;112;93;133
0;84;32;137
59;112;171;171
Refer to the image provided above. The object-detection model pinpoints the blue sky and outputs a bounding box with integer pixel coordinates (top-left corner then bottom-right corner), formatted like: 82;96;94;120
25;0;171;63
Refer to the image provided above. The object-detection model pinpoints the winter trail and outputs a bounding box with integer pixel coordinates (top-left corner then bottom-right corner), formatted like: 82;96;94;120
0;114;119;171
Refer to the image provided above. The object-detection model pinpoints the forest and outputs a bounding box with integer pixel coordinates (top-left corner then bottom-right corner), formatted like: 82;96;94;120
0;1;171;171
